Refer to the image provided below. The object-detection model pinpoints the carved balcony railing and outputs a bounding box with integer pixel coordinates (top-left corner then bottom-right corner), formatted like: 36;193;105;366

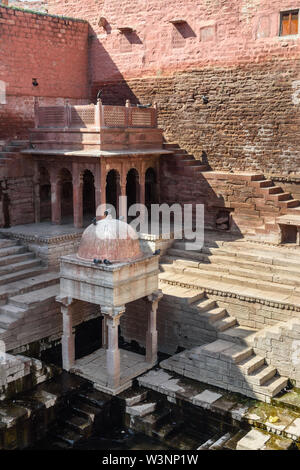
34;100;158;130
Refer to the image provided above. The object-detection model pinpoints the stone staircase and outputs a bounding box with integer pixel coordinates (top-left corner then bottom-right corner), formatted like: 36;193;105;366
160;236;300;300
48;388;111;448
160;338;288;402
0;237;59;348
247;176;300;239
159;259;290;401
162;142;209;176
123;387;213;449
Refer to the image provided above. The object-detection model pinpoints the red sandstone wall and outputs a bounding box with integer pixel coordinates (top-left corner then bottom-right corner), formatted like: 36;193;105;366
47;0;300;175
0;5;89;141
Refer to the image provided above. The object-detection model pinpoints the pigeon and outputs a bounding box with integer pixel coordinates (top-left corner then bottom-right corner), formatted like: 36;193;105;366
154;249;161;256
96;89;103;101
93;258;102;265
103;259;112;266
92;217;97;225
137;103;151;108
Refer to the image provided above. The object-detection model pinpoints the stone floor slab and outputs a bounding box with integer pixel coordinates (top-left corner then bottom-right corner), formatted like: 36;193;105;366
236;429;270;450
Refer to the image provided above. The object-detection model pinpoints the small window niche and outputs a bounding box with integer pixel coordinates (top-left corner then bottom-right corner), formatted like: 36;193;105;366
280;224;298;244
280;10;299;36
216;208;232;231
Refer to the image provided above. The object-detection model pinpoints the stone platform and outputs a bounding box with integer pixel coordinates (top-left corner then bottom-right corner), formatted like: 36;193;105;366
70;349;153;395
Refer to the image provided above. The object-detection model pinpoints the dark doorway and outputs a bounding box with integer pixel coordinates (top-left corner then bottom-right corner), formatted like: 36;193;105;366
39;167;51;222
106;169;120;216
60;168;73;223
75;317;102;360
126;168;139;218
83;170;96;221
145;168;157;215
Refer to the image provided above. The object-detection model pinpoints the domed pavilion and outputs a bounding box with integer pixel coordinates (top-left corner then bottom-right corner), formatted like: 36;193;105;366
57;213;162;395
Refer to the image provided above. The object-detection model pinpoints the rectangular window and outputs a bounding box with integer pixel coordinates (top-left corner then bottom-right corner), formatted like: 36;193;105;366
280;10;299;36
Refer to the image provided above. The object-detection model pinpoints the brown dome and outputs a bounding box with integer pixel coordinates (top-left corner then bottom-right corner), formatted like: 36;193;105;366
77;215;143;263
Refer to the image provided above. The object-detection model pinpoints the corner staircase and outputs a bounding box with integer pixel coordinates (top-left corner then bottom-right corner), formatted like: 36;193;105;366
162;143;209;176
248;177;300;238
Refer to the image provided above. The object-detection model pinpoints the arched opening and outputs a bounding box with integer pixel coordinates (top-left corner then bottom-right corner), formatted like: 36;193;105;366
106;169;120;217
145;168;157;215
39;167;51;222
126;168;139;219
83;170;96;223
59;168;73;223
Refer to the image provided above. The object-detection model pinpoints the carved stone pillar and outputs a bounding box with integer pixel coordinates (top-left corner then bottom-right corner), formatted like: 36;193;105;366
50;178;61;225
102;315;108;349
57;296;75;371
120;183;127;222
73;171;83;228
102;305;125;389
139;170;146;222
146;290;163;364
33;162;41;223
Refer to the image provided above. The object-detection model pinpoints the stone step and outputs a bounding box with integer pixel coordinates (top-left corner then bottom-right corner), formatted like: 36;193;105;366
60;412;92;436
263;376;288;397
0;258;41;277
198;436;219;450
214;316;237;332
9;284;59;309
167;250;300;280
237;355;265;375
0;239;17;249
236;428;293;450
223;430;248;450
126;401;157;417
118;387;149;406
50;425;83;447
0;303;25;316
218;326;258;346
194;298;216;312
0;311;23;329
208;432;233;450
0;266;45;286
162;285;205;305
247;365;277;386
0;245;27;259
200;307;227;323
152;421;182;440
279;199;300;208
76;389;111;409
173;266;296;295
259;185;283;195
0;252;35;267
252;179;273;188
70;399;104;422
0;270;58;301
267;192;291;201
174;239;300;263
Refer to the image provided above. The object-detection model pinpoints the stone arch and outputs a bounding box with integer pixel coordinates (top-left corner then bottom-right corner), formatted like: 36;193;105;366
58;168;73;223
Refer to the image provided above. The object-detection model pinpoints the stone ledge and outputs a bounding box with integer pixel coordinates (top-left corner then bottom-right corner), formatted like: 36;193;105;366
159;278;300;312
